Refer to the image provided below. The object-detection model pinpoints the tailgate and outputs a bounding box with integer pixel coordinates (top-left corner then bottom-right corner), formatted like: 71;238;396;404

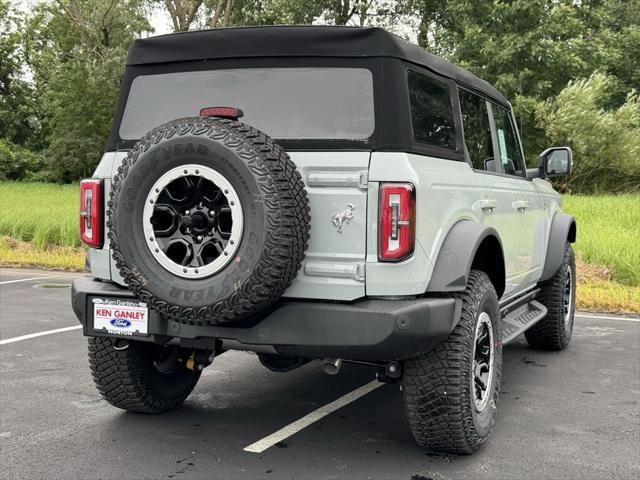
282;152;371;301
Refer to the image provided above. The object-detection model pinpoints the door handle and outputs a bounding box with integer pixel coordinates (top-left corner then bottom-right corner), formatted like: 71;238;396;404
477;199;498;212
512;200;529;212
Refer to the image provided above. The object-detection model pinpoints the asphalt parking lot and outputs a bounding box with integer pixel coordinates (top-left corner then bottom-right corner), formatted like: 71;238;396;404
1;267;639;480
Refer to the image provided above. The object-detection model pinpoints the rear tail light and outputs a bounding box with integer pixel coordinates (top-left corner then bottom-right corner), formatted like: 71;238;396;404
379;183;415;261
80;179;103;248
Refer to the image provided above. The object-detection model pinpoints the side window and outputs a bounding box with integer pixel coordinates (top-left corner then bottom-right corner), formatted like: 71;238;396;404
458;88;495;171
492;105;525;176
407;71;456;149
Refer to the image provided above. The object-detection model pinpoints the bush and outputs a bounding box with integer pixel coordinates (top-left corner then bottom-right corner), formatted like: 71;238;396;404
0;139;46;181
536;72;640;193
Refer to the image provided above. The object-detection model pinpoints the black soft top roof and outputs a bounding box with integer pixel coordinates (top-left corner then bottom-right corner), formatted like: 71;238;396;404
127;26;509;106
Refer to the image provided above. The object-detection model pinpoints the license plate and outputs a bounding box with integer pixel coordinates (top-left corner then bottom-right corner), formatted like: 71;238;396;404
92;298;149;336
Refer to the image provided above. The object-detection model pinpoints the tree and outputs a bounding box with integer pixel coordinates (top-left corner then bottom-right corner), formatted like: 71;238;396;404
200;0;401;30
0;1;42;149
406;0;640;165
25;0;151;181
536;73;640;193
165;0;205;31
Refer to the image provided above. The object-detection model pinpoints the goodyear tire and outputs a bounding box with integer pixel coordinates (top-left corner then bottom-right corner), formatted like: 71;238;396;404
108;117;310;325
88;337;200;414
525;244;576;350
403;270;502;454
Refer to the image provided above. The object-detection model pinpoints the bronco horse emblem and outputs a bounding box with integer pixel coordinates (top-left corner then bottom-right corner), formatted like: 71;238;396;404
331;203;355;233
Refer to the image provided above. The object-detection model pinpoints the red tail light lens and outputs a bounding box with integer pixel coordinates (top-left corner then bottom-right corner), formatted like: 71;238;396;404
379;183;415;261
80;179;103;248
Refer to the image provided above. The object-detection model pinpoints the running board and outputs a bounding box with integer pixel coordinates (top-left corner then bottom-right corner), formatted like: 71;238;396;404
501;300;547;344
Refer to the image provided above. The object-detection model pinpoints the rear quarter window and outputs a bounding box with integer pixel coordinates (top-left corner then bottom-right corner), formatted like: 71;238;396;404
407;71;456;150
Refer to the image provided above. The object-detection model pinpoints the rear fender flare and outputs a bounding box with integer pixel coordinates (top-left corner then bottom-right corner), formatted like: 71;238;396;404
540;212;576;281
426;220;505;298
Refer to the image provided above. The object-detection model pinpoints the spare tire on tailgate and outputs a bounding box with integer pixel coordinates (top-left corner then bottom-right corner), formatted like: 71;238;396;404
108;117;310;325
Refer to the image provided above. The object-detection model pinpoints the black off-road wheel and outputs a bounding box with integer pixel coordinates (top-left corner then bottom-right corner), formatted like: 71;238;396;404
88;337;201;414
403;270;502;454
525;244;576;351
108;116;310;325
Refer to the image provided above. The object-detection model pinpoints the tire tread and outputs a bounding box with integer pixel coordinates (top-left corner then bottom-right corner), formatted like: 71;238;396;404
403;270;502;454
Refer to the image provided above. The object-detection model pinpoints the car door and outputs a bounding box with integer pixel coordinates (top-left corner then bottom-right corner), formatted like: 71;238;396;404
489;103;545;289
457;88;520;296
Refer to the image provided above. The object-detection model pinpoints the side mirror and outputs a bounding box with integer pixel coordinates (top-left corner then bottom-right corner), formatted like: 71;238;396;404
528;147;572;179
540;147;572;177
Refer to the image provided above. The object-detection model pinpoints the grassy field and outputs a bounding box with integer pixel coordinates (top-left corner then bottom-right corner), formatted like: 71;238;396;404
0;181;638;312
563;194;639;286
0;182;80;248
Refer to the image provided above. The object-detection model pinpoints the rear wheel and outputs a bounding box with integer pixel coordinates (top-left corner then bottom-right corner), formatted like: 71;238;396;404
403;270;502;454
88;337;201;414
525;244;576;351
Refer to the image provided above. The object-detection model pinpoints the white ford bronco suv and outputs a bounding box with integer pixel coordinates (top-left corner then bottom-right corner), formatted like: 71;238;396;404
71;26;577;454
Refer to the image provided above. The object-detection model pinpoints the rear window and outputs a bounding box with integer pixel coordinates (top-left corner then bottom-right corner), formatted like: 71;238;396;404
119;67;375;141
407;71;456;149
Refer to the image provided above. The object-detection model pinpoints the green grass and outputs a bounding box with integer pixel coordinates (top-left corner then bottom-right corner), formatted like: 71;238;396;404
563;194;639;286
0;181;80;248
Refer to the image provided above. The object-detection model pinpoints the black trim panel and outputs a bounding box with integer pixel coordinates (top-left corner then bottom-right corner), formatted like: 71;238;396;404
426;220;506;298
540;213;576;281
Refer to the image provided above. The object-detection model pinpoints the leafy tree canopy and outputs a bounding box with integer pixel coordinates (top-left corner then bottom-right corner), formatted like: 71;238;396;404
1;0;638;191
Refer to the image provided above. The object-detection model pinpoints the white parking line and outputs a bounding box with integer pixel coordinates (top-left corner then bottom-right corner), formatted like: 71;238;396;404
0;326;82;345
576;314;640;323
0;276;52;285
244;380;384;453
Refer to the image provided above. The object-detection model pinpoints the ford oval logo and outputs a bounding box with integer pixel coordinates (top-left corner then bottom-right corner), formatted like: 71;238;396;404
110;319;132;328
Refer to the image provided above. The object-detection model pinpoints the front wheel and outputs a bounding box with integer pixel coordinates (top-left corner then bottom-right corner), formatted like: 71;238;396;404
525;244;576;351
88;337;201;414
403;270;502;454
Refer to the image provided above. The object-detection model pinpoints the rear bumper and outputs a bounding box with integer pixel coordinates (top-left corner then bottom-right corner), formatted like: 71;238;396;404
71;277;461;361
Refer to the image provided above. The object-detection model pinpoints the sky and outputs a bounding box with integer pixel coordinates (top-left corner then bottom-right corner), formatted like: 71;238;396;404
149;4;172;35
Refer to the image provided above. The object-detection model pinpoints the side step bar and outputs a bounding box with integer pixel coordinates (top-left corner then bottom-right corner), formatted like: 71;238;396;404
501;296;548;345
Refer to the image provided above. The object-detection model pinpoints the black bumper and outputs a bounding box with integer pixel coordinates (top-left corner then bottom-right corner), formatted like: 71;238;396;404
71;277;461;361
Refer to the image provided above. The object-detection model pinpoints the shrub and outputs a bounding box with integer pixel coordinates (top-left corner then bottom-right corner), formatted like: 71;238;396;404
535;72;640;193
0;139;45;181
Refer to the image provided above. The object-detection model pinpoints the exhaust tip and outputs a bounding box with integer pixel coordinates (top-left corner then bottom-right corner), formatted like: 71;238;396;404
322;358;342;375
